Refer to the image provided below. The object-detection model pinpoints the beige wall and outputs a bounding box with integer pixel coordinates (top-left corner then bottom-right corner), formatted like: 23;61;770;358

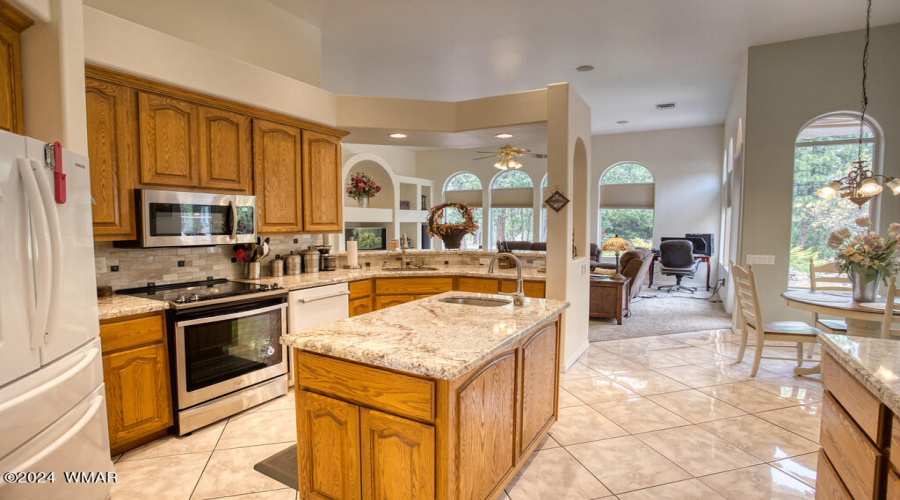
83;6;337;127
590;125;724;288
742;23;900;321
83;0;321;86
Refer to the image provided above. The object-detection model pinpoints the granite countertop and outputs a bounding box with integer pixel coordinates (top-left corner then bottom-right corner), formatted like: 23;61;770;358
819;334;900;416
282;291;569;380
97;294;168;321
245;264;547;291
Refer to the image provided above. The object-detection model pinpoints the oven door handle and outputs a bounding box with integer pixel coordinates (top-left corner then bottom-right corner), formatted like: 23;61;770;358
175;302;287;328
297;291;350;303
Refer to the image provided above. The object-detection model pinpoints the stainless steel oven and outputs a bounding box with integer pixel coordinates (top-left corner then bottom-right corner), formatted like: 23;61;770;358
137;189;256;247
171;296;287;434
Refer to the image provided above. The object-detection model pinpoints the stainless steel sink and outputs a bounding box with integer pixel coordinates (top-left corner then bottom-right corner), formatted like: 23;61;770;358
438;296;512;307
381;267;440;272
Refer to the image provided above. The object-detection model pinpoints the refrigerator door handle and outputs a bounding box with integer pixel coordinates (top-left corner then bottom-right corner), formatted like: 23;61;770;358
6;394;104;473
17;158;51;350
32;159;63;343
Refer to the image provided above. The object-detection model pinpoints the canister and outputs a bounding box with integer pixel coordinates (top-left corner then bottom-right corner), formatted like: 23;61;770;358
269;255;284;277
285;251;301;275
302;248;319;273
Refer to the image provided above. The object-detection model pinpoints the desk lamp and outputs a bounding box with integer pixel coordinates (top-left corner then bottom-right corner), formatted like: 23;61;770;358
601;235;633;280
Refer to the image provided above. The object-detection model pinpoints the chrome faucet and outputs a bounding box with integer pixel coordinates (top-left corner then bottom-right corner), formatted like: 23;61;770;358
488;252;525;306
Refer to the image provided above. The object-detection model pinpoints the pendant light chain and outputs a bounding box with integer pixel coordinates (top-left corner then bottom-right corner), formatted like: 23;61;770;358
857;0;872;165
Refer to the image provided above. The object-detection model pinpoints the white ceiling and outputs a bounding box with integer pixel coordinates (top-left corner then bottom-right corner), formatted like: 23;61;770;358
269;0;900;137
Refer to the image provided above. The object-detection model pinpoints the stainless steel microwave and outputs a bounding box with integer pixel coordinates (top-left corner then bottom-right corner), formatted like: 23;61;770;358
136;189;256;247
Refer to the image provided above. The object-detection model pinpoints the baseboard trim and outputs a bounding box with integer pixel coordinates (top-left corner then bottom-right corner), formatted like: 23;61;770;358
563;340;590;372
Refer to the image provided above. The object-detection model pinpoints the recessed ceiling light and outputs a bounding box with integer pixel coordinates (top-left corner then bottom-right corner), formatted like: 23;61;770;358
576;65;594;72
616;120;629;124
656;103;676;111
495;133;514;139
389;133;407;138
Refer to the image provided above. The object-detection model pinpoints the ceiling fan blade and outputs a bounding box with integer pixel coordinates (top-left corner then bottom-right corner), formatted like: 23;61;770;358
520;153;548;158
472;155;498;161
475;151;498;155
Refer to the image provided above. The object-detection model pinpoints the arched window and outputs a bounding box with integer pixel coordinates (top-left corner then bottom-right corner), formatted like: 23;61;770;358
540;174;548;242
490;170;534;244
598;162;654;248
442;172;483;250
789;114;875;287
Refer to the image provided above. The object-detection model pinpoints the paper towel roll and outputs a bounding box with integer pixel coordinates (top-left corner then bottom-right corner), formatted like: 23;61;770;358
347;239;358;267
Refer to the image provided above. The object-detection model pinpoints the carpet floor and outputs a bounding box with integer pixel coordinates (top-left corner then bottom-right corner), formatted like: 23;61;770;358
590;291;732;341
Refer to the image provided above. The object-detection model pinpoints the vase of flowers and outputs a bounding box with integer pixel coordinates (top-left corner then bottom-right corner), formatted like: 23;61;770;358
426;203;479;250
828;218;900;302
346;172;381;207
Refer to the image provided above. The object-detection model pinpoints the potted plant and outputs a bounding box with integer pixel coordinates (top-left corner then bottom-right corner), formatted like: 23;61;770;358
346;172;381;207
827;217;900;301
426;203;479;249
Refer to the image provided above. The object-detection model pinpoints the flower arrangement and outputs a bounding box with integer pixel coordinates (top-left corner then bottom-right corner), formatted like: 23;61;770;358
426;203;479;239
345;172;381;200
827;217;900;285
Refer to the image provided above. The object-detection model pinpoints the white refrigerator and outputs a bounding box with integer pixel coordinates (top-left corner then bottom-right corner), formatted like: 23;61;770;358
0;129;114;499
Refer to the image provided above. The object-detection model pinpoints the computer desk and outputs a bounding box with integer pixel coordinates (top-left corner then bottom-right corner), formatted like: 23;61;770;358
648;254;711;291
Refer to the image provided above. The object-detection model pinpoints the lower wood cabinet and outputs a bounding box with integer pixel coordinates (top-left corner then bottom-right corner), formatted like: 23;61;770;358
99;311;172;455
374;294;417;310
349;297;373;317
294;317;560;499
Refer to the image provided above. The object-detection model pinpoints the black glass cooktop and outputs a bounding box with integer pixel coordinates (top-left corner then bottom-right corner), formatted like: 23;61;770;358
117;279;281;305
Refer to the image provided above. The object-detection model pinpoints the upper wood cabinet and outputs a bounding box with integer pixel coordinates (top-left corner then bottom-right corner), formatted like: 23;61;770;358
302;130;343;232
138;92;200;187
198;106;252;193
85;78;138;241
0;1;31;134
253;118;304;233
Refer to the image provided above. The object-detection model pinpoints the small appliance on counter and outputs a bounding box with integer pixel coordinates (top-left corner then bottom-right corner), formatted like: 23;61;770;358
316;245;336;271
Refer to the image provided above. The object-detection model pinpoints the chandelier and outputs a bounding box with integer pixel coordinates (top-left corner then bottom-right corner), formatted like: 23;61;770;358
815;0;900;208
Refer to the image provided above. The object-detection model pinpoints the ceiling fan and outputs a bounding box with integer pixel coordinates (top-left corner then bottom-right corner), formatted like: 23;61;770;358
473;144;547;171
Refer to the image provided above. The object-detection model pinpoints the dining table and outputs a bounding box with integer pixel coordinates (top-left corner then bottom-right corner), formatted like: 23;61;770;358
782;289;898;375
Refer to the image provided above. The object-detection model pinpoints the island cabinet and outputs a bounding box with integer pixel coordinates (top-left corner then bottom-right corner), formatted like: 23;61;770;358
293;317;561;500
818;352;892;500
356;276;547;315
99;311;173;456
348;280;374;317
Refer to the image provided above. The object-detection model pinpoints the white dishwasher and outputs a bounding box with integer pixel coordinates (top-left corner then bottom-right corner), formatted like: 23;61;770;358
287;283;350;384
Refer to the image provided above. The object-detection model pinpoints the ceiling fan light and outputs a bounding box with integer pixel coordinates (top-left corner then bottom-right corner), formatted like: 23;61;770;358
858;177;883;196
493;161;507;171
508;159;522;170
886;177;900;195
816;181;841;200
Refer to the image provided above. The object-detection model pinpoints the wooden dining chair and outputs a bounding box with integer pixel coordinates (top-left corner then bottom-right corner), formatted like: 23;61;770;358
882;277;899;339
808;259;850;334
732;262;823;377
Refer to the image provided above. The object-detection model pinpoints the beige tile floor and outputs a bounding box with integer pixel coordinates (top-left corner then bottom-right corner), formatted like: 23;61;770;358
110;328;821;499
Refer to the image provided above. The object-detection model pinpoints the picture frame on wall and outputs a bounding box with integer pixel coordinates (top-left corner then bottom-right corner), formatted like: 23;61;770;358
421;195;428;211
400;200;411;210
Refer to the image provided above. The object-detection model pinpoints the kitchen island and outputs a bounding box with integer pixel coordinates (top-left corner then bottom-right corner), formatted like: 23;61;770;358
282;291;569;500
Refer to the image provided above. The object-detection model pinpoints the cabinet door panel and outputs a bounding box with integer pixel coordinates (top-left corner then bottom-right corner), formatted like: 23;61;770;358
456;353;517;500
198;106;251;193
360;408;434;500
0;20;23;134
138;93;199;187
85;78;137;240
302;130;342;232
253;119;303;233
520;324;558;454
374;295;417;310
103;343;172;450
349;297;373;317
457;277;499;294
298;390;361;500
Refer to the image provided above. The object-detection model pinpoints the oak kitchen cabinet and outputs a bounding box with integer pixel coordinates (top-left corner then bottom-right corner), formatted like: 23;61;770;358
85;77;138;241
0;1;31;135
99;311;173;456
84;66;348;240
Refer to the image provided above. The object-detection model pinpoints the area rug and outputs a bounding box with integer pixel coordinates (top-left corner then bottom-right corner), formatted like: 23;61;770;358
590;293;732;341
254;445;298;491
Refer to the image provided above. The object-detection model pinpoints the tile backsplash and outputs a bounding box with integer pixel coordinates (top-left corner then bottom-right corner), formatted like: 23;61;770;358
94;234;323;290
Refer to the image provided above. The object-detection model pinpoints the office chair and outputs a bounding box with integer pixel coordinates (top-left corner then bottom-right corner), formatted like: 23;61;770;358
657;239;700;293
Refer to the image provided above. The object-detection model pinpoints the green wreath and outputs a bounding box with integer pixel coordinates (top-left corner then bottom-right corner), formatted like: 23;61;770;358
426;203;479;238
